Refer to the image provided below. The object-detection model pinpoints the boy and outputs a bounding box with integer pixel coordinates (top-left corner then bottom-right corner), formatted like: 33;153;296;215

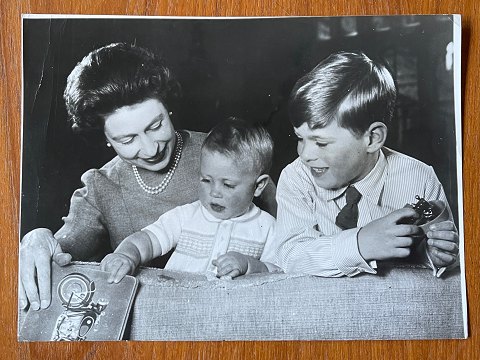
101;117;279;282
275;51;459;277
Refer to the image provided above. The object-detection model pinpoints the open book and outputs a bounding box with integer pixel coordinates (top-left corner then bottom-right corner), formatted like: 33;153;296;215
19;263;138;341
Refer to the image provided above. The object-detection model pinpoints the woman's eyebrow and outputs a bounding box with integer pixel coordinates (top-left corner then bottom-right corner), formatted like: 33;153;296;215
110;114;164;140
143;113;164;129
110;133;134;141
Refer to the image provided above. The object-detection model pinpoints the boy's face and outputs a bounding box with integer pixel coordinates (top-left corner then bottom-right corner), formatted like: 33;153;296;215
294;121;373;190
199;150;258;220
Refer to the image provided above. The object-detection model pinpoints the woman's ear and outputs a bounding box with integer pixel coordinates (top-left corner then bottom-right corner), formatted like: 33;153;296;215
253;174;270;197
365;122;388;153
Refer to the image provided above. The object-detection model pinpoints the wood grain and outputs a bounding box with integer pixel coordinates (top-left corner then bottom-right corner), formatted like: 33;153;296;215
2;0;478;359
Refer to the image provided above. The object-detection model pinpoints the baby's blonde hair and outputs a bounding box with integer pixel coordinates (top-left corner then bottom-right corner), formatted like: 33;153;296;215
202;117;273;176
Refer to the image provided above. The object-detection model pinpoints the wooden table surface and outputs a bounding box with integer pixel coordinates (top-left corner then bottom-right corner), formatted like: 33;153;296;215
2;1;478;359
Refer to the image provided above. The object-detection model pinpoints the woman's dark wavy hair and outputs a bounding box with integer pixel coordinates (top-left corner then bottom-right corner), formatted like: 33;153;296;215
288;51;397;137
64;43;181;131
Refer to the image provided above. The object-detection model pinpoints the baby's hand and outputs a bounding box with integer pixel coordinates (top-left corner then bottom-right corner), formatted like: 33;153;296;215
100;253;137;283
212;251;249;279
358;208;424;261
426;220;459;267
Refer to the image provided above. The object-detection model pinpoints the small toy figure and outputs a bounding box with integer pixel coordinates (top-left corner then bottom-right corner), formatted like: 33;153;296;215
410;195;437;225
400;195;441;226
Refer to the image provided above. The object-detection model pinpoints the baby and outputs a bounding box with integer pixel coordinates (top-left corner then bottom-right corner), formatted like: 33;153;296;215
101;117;280;282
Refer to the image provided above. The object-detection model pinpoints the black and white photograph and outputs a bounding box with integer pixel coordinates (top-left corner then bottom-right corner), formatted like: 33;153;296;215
19;14;466;341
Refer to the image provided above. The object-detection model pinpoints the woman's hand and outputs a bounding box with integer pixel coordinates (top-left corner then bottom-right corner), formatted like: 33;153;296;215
19;228;72;310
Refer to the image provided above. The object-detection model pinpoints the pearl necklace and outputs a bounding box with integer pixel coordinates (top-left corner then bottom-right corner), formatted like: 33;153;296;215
132;131;183;194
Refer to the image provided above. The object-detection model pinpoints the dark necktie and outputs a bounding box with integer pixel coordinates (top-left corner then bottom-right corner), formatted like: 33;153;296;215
335;186;362;230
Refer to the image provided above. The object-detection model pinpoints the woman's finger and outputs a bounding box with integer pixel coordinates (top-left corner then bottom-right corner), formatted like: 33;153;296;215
19;250;40;310
53;252;72;267
52;241;71;267
36;254;52;309
18;279;28;310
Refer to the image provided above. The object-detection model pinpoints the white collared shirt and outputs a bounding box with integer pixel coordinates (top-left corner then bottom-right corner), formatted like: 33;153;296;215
142;201;276;274
275;147;451;277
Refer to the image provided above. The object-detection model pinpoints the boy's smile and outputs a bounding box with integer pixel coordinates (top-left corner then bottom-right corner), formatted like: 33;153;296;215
310;167;328;175
294;122;378;190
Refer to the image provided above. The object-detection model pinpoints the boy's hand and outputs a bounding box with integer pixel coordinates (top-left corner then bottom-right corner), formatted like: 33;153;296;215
358;208;424;261
100;253;137;283
426;220;459;267
212;251;249;279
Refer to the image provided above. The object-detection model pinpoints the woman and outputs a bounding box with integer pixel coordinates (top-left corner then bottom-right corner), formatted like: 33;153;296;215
19;43;276;311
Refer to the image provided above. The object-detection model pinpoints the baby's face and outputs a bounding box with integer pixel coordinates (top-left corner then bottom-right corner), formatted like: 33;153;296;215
199;150;258;220
294;121;372;190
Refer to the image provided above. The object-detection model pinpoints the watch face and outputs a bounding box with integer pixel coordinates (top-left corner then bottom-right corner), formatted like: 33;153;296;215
57;273;95;308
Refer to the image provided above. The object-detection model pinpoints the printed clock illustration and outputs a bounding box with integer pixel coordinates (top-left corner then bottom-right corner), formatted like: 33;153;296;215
51;273;109;341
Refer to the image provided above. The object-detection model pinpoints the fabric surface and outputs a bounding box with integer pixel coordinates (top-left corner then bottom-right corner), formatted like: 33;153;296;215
142;201;276;273
127;265;465;340
275;147;451;277
55;130;207;261
17;263;465;340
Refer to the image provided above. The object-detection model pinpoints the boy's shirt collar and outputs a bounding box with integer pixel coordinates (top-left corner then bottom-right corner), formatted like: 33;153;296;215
312;149;388;204
200;202;260;223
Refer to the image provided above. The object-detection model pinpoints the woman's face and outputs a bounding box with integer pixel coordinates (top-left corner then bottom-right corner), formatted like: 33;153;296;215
103;98;176;172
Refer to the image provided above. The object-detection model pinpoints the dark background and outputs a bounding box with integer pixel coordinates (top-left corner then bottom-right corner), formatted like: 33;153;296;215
21;15;458;237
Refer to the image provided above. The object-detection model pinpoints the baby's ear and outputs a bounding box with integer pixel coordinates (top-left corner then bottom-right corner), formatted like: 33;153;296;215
253;174;270;197
366;122;388;153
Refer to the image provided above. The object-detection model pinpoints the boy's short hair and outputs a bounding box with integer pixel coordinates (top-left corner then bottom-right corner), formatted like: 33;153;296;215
288;51;397;136
202;117;274;176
